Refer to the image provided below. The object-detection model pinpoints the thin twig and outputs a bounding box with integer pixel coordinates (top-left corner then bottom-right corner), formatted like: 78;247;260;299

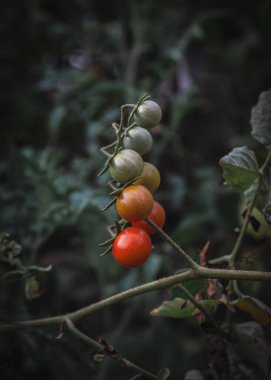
64;318;159;380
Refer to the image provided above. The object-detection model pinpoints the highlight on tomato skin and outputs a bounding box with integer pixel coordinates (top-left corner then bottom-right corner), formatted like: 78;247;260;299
116;185;153;222
132;201;166;235
112;227;152;268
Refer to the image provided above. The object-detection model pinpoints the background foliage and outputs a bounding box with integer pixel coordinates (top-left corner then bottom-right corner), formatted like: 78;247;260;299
1;1;271;379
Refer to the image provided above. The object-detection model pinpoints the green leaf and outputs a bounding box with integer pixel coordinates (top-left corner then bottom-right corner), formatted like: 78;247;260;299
157;367;171;380
219;146;260;192
25;276;41;300
251;89;271;150
232;296;271;327
150;297;222;319
171;278;207;299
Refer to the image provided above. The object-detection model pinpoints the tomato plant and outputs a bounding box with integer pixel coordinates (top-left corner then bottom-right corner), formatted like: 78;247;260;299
112;227;152;268
123;126;153;156
109;149;143;183
133;162;161;192
116;185;153;222
132;201;166;235
134;100;162;129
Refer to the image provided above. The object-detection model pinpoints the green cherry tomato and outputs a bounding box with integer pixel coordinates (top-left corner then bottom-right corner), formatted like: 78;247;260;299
109;149;144;183
134;100;162;129
112;227;152;268
123;126;153;156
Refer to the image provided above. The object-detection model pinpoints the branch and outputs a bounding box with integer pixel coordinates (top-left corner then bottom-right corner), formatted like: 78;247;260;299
1;266;271;333
65;318;160;380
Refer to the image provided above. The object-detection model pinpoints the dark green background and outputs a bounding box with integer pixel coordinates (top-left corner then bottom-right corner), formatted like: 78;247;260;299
1;1;271;379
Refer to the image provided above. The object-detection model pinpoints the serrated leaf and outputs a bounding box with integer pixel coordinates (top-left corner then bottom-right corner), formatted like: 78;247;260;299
171;278;207;299
157;367;171;380
219;146;260;192
232;296;271;327
251;90;271;150
150;297;222;319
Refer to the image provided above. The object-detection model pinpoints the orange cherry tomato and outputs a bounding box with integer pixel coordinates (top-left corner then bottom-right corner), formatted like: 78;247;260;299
116;185;153;222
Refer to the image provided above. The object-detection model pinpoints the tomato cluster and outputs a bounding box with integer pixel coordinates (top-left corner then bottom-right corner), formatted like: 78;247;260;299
100;95;165;268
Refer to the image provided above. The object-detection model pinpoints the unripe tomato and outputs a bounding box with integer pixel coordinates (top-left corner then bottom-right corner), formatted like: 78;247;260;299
239;203;271;241
116;185;153;222
112;227;152;268
109;149;143;184
134;100;162;129
133;162;160;192
123;126;153;156
132;201;166;235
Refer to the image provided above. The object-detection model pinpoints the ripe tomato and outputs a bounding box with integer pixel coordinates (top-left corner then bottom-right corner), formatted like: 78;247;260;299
123;126;153;156
132;201;166;235
112;227;152;268
134;100;162;129
109;149;143;184
116;185;153;222
133;162;160;192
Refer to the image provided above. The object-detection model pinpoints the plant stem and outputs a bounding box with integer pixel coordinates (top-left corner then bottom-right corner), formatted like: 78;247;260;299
175;284;214;324
1;267;271;333
145;217;199;269
65;318;159;379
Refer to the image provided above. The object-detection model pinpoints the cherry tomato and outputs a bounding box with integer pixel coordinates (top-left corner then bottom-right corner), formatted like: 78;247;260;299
112;227;152;268
132;201;166;235
134;100;162;129
116;185;153;222
133;162;160;192
123;126;153;156
109;149;143;184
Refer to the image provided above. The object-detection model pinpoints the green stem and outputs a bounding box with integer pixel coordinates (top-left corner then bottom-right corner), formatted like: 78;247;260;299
145;217;199;269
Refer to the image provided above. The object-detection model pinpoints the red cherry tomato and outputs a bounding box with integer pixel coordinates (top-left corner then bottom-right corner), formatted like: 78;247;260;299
132;201;166;235
116;185;153;222
112;227;152;268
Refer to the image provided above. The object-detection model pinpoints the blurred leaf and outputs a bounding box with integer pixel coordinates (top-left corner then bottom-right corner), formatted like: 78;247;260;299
150;297;222;319
219;146;260;192
0;269;25;282
184;369;204;380
25;276;41;300
232;322;271;375
0;233;21;258
157;367;171;380
251;89;271;150
232;296;271;328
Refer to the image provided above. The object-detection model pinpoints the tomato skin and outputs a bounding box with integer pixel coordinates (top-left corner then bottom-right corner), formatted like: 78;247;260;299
109;149;143;184
132;201;166;235
112;227;152;268
134;100;162;129
116;185;153;222
123;126;153;156
133;162;160;192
